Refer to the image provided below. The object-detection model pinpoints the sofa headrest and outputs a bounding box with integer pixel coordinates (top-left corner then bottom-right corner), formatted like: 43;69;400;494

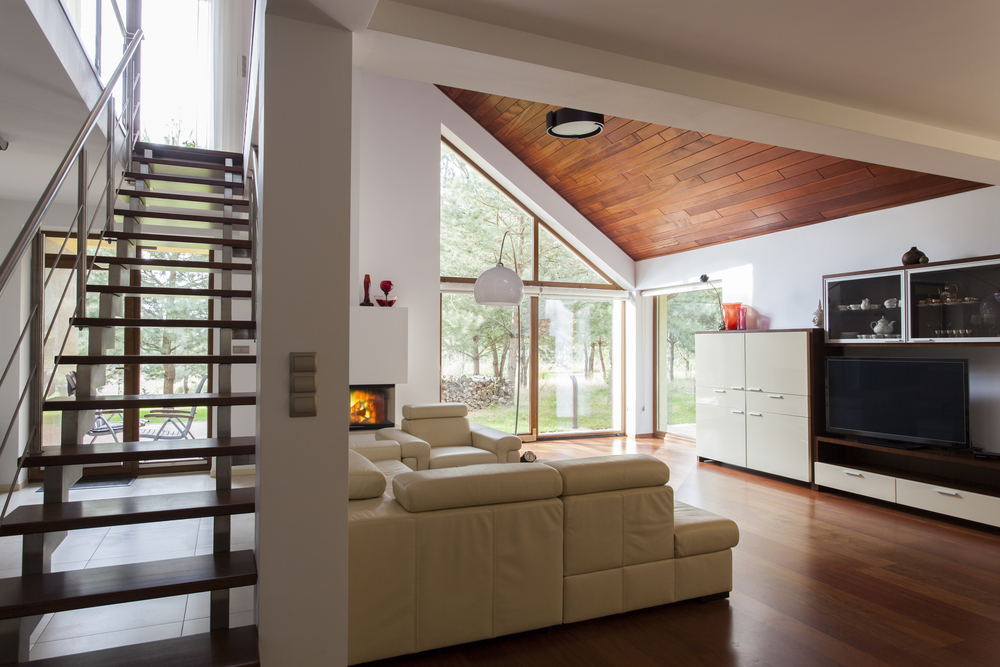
401;403;468;420
545;454;670;496
392;463;562;512
348;448;387;500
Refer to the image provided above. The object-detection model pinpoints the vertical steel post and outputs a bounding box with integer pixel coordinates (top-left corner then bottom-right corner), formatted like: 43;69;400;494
28;235;43;455
76;150;88;318
95;0;102;79
107;98;116;232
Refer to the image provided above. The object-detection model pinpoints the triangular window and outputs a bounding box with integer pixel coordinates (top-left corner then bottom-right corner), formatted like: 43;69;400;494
441;142;533;280
537;224;611;286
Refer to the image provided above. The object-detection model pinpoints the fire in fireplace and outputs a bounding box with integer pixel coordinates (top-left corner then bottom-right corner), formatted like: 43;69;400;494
349;384;395;431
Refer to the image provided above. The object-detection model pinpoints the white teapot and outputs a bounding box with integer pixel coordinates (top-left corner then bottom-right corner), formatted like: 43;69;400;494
870;316;896;335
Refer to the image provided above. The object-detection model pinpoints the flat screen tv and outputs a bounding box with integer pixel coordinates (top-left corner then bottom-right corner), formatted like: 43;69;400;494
826;357;970;449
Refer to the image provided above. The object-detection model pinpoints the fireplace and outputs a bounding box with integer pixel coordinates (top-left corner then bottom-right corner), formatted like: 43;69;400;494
349;384;395;431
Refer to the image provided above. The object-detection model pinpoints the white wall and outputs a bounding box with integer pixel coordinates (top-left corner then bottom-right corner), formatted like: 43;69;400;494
633;186;1000;450
256;13;351;666
352;71;637;424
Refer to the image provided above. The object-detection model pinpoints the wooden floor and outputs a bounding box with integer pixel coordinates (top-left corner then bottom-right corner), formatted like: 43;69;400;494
361;435;1000;667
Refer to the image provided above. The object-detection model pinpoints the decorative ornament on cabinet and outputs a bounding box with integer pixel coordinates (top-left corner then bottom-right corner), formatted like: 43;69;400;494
361;274;374;307
699;274;725;330
377;280;396;307
901;247;927;266
812;299;823;327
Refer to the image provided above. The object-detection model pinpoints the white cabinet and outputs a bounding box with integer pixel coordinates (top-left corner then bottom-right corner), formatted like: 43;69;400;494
696;330;816;483
695;333;746;389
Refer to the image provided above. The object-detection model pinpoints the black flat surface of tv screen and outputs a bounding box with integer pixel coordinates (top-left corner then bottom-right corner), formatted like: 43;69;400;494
826;357;970;449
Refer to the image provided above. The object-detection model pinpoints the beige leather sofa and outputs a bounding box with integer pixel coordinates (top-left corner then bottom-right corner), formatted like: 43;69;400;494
376;402;522;469
347;448;739;665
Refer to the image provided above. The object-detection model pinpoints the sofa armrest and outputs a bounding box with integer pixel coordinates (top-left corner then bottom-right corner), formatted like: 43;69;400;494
350;440;401;463
469;423;522;463
376;428;431;470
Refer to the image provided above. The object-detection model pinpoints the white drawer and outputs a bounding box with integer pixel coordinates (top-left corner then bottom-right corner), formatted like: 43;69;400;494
895;479;1000;528
746;391;809;418
695;404;746;467
696;386;745;410
746;413;810;482
814;462;896;502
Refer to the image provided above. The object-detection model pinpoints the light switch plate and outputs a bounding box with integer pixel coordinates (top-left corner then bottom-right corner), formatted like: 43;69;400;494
290;352;317;373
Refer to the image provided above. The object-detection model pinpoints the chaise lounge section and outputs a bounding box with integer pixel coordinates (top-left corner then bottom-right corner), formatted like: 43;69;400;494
347;450;739;665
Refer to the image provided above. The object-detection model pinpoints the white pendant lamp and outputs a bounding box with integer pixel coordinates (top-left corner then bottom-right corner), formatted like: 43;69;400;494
474;231;524;306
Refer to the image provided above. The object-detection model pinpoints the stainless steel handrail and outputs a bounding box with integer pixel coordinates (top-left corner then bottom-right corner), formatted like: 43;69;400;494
0;29;143;296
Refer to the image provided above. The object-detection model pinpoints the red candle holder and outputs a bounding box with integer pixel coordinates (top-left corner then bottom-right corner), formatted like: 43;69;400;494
722;302;742;330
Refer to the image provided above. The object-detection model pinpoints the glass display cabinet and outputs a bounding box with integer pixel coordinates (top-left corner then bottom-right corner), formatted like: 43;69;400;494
824;270;905;343
907;258;1000;342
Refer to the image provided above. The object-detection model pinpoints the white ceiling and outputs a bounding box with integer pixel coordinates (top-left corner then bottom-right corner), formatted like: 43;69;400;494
323;0;1000;186
390;0;1000;141
0;1;100;204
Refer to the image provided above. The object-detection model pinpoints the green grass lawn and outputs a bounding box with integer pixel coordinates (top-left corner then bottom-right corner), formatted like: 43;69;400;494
665;377;696;426
469;380;616;435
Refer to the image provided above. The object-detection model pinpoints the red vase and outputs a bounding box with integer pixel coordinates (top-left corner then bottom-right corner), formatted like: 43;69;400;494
722;302;742;330
737;305;748;330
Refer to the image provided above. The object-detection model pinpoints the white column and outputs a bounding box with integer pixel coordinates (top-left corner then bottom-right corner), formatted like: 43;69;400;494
256;13;351;666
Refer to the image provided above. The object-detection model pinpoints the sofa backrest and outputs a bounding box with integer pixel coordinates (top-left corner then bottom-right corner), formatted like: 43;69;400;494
392;462;562;512
400;404;473;448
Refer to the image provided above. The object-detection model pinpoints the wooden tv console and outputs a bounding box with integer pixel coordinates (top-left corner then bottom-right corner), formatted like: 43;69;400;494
813;435;1000;528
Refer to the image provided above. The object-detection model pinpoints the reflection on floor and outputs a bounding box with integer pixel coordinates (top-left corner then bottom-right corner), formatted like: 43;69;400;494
0;471;255;660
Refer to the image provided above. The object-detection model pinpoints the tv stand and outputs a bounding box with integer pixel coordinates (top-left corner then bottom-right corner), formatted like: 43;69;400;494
813;435;1000;528
852;437;924;451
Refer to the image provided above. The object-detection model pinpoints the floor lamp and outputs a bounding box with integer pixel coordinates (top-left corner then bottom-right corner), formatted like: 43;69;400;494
473;231;525;435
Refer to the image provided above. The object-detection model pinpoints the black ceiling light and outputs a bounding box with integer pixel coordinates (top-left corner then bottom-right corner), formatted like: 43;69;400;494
546;108;604;139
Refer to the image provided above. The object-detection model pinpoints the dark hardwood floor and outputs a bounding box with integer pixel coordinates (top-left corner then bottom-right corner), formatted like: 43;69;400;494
359;435;1000;666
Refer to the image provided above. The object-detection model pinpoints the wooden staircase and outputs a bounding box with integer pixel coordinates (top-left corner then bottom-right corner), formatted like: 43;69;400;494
0;143;259;665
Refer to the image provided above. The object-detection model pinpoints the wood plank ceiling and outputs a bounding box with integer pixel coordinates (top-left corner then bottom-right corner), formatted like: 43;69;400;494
439;86;989;261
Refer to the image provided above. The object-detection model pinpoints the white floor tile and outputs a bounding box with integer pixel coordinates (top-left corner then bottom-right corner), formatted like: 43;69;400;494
39;596;188;641
30;622;183;660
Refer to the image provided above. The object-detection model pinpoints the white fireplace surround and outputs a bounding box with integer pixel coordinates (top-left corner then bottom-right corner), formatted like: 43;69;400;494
349;306;409;386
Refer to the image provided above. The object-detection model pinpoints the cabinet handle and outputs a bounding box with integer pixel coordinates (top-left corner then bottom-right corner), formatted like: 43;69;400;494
731;410;744;415
731;386;744;390
714;389;726;393
934;489;961;497
748;388;762;392
844;470;864;477
768;394;783;399
749;412;763;417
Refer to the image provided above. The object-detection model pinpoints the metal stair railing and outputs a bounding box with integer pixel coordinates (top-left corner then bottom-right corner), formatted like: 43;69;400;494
0;29;144;518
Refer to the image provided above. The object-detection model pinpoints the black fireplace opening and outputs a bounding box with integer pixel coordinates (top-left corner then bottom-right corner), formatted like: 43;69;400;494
349;384;395;431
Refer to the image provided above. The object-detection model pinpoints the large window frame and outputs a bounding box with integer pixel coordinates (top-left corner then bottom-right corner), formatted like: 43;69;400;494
440;139;627;439
651;281;722;439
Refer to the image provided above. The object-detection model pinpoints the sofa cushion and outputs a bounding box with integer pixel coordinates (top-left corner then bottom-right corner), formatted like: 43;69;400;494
402;417;471;448
546;454;670;496
402;403;468;420
348;448;387;500
428;446;497;469
673;502;740;558
350;439;401;462
392;463;563;512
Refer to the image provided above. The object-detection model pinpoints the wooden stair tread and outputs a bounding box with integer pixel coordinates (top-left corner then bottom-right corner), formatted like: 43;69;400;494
134;141;244;164
86;285;252;298
0;488;255;536
0;551;256;620
44;393;256;411
133;156;244;174
103;231;251;249
125;172;245;191
114;208;249;227
58;355;256;365
94;257;251;272
117;189;250;208
20;437;256;467
70;318;256;329
23;626;259;667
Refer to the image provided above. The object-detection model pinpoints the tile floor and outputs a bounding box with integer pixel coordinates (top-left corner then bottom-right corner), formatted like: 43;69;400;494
0;470;256;660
